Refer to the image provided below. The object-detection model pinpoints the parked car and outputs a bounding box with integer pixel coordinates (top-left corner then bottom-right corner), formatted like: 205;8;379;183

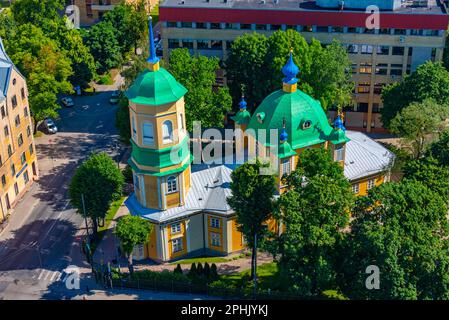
61;97;75;107
43;118;57;134
109;90;121;104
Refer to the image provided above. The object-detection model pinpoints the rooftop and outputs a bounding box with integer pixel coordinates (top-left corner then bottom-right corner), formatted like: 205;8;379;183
160;0;447;15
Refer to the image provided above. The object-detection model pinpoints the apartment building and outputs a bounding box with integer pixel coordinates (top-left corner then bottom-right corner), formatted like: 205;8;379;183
0;39;39;222
159;0;449;132
72;0;158;26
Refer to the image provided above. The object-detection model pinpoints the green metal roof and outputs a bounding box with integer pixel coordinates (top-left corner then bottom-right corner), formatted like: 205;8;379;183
247;88;347;149
125;67;187;106
231;109;252;125
278;141;297;159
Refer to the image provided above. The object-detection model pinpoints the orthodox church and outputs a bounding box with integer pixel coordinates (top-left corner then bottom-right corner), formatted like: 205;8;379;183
124;19;395;262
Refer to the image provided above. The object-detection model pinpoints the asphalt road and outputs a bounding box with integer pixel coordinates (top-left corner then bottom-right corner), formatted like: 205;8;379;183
0;91;123;300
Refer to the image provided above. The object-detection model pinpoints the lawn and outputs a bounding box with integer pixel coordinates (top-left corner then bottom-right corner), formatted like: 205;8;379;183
170;256;229;265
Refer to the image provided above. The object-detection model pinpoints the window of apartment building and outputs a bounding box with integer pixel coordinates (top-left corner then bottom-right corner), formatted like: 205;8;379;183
357;103;369;112
27;126;31;137
210;23;221;29
168;39;180;49
197;40;209;50
21;152;26;165
271;24;282;31
196;22;207;29
394;29;406;35
181;40;193;49
11;95;17;109
226;41;234;50
1;175;5;187
12;78;16;86
24;106;28;117
4;125;8;137
21;87;25;100
374;83;386;95
285;25;296;30
425;29;439;36
390;64;403;76
363;27;375;34
377;45;389;55
256;24;268;31
347;44;358;54
14;182;19;195
392;46;405;56
181;22;192;28
15;115;20;127
1;106;5;118
29;144;34;155
281;158;291;177
167;175;178;193
240;24;252;30
11;163;15;176
347;27;358;33
410;29;423;36
85;0;93;17
301;25;312;32
24;170;29;184
351;64;358;74
210;232;221;247
171;222;181;234
142;123;154;146
331;26;343;33
7;145;12;157
357;82;370;93
211;40;222;50
359;63;372;74
379;28;391;34
367;179;376;190
316;26;328;33
172;238;183;253
224;23;239;29
352;183;359;194
361;45;373;54
18;133;23;147
335;145;344;161
210;217;220;229
372;103;381;113
375;64;388;75
166;22;177;28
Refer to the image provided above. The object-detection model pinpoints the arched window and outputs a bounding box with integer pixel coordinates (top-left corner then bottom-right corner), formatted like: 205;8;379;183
162;120;173;143
142;122;154;145
167;175;178;193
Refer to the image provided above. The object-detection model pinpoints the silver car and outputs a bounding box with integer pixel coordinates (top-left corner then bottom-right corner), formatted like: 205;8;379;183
44;118;58;134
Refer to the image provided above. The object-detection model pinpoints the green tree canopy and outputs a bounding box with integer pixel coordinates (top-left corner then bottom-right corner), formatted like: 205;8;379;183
227;160;276;281
225;30;353;111
272;148;353;297
381;62;449;128
69;152;125;237
168;48;232;131
389;99;449;159
341;180;449;300
10;0;65;26
426;130;449;166
115;215;153;274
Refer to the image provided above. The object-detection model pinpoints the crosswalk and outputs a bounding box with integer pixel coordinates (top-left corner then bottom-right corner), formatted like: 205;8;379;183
34;269;64;283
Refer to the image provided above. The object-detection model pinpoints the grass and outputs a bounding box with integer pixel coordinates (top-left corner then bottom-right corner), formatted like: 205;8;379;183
34;131;44;138
170;256;229;265
97;73;113;85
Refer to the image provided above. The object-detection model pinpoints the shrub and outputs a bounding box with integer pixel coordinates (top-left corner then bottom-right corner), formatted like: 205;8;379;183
204;262;211;279
197;263;204;276
174;264;183;275
122;165;133;183
210;263;219;281
188;263;197;278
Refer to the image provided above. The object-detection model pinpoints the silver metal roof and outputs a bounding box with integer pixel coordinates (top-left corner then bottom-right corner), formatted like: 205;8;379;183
0;37;12;99
344;130;395;181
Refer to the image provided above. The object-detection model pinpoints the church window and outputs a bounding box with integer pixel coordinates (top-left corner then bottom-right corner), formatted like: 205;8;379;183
367;179;375;190
281;158;291;176
167;175;178;193
352;183;359;194
303;120;312;129
162;120;173;143
142;122;154;145
335;145;344;161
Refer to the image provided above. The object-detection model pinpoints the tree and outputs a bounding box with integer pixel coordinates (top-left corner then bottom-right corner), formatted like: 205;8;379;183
225;30;353;111
114;215;153;274
168;48;232;131
227;160;276;283
389;99;449;159
115;97;131;144
381;62;449;128
174;264;183;275
83;21;122;74
341;180;449;300
69;152;125;238
4;23;73;131
426;130;449;166
10;0;65;26
272;148;353;297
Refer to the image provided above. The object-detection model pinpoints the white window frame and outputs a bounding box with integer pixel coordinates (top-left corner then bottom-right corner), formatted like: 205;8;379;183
171;222;181;234
281;158;291;176
167;175;178;194
210;232;221;247
335;145;344;162
162;120;173;144
352;183;360;194
172;237;183;253
367;179;375;190
210;217;220;229
142;122;154;146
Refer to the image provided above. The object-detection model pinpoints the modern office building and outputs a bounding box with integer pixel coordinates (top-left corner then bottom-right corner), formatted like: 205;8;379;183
72;0;158;26
0;39;39;222
159;0;449;132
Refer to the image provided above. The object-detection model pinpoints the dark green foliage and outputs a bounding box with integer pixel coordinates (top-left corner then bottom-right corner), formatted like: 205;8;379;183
426;130;449;166
174;264;183;275
188;263;197;278
122;165;133;184
196;263;204;276
204;262;211;279
210;263;219;281
115;97;131;144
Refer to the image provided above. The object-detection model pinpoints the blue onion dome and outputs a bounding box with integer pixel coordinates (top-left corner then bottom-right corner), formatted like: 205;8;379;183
282;50;299;85
239;95;247;110
280;128;288;143
334;115;346;131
